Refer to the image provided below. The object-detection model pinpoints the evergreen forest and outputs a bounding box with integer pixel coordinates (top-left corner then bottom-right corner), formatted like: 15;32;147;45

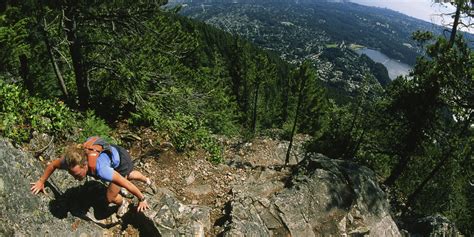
0;0;473;234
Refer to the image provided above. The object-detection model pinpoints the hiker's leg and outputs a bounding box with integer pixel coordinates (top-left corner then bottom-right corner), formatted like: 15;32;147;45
106;182;123;205
127;170;148;183
113;145;147;183
113;145;150;185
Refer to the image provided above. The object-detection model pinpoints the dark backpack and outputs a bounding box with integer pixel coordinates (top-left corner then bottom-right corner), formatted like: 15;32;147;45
82;136;112;174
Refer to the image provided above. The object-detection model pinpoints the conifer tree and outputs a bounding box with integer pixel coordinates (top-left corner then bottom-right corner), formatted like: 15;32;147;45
285;61;324;165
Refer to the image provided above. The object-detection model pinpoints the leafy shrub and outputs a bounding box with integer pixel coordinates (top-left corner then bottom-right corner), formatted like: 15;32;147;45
163;113;223;163
0;80;78;143
131;105;224;163
77;110;113;143
195;128;224;164
129;100;161;127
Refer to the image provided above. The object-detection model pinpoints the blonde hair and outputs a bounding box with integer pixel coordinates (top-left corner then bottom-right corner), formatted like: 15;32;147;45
64;144;87;168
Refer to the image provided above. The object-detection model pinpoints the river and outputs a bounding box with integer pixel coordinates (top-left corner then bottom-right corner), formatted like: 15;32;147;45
355;48;412;80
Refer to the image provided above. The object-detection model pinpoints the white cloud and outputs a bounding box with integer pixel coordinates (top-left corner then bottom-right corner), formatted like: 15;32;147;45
351;0;473;33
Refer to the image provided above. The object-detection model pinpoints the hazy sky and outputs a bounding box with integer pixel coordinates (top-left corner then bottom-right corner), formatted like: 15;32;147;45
351;0;473;32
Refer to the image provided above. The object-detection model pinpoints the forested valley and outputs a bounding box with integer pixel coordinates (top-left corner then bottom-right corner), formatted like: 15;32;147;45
1;0;473;235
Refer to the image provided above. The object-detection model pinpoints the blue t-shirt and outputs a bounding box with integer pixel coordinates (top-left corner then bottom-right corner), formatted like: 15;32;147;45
60;146;120;182
94;146;120;181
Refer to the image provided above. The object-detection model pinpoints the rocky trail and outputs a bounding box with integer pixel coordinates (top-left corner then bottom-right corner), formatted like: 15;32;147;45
119;129;309;236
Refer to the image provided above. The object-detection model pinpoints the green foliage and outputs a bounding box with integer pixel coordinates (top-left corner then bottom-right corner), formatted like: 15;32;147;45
129;101;162;128
348;34;474;234
412;30;434;47
401;35;474;234
0;79;78;143
358;54;391;86
280;119;303;142
196;129;224;164
130;99;224;163
296;63;329;137
159;113;224;164
77;110;113;143
2;1;294;146
306;103;351;159
305;73;377;161
0;7;31;73
164;113;202;152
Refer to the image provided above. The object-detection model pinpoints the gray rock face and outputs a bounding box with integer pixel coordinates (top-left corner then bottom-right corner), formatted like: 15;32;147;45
0;139;104;236
121;188;211;237
222;153;401;236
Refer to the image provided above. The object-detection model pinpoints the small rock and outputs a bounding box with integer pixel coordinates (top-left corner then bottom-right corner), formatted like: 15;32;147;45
348;226;370;235
186;184;213;196
186;172;195;185
348;213;354;224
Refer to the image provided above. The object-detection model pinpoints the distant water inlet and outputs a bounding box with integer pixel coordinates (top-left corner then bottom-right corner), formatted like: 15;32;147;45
355;48;412;80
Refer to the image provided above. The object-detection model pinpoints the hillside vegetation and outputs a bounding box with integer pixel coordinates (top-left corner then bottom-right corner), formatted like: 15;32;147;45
1;0;473;235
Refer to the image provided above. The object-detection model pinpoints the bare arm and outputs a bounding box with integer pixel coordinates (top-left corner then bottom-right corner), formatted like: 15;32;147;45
111;171;149;212
30;158;62;195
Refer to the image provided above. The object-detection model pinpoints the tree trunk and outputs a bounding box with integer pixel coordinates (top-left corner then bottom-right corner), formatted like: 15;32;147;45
64;8;89;110
251;81;260;135
44;32;69;101
344;128;366;160
230;42;243;114
231;66;242;110
384;154;411;187
43;18;68;99
285;70;307;166
19;54;34;95
449;3;461;48
404;114;474;210
405;154;449;211
242;79;250;125
282;76;290;122
341;97;364;159
384;126;424;187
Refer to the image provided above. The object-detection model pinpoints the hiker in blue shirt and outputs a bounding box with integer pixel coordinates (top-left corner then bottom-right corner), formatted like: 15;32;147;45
31;137;151;217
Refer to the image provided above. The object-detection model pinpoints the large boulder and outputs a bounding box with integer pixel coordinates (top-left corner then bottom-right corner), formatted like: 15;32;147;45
123;188;211;236
222;153;401;236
